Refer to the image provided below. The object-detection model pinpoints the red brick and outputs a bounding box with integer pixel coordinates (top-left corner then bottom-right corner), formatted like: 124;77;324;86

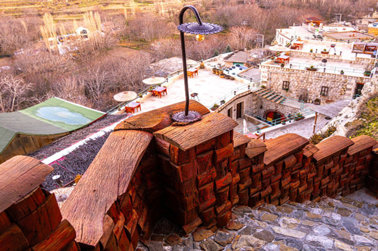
215;172;232;190
173;179;197;196
170;145;195;165
298;184;308;193
197;168;217;187
16;194;61;246
196;138;216;154
182;217;202;234
284;155;297;169
239;158;251;170
231;148;242;161
295;151;304;163
175;161;198;183
125;209;138;239
155;137;170;156
290;180;300;189
199;183;215;203
262;165;274;178
216;132;232;149
215;143;234;163
252;163;264;173
238;189;249;205
216;186;230;204
232;174;241;184
261;186;272;197
230;160;239;176
216;210;232;227
238;177;252;191
251;173;262;188
239;167;251;183
200;207;216;224
271;173;282;183
196;151;214;174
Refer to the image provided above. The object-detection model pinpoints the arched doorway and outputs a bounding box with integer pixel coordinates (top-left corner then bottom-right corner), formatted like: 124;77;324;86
264;110;285;124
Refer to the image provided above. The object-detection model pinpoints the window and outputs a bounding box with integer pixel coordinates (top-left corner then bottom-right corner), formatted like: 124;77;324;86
282;81;290;90
320;86;329;96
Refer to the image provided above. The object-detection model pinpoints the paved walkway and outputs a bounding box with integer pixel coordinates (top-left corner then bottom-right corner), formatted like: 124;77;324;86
264;115;329;139
138;189;378;251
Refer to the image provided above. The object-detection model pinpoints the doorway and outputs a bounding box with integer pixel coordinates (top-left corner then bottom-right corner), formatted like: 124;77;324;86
354;82;364;98
236;102;243;119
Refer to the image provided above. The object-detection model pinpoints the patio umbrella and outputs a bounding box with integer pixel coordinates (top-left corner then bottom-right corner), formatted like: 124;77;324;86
113;91;137;102
269;45;290;52
142;76;166;86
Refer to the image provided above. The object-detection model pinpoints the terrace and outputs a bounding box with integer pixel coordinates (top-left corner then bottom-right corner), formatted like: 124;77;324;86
262;56;367;77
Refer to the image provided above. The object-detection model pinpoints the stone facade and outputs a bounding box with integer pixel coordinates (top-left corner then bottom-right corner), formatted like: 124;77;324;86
261;64;370;104
217;91;255;120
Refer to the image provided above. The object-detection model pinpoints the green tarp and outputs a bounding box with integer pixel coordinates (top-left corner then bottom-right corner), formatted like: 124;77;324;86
0;97;105;153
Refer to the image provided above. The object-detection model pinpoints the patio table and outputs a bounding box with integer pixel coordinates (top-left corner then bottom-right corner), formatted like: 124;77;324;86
125;102;141;113
152;87;167;98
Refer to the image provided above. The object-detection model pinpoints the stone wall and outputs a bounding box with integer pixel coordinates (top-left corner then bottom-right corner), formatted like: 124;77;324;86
216;91;255;120
254;95;300;118
260;64;370;104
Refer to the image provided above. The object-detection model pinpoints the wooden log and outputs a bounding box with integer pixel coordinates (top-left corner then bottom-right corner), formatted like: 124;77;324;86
264;134;308;166
314;136;354;163
114;100;209;132
245;139;267;159
0;224;29;250
347;135;376;156
0;156;53;213
233;131;251;148
61;130;153;247
32;220;76;251
154;113;238;151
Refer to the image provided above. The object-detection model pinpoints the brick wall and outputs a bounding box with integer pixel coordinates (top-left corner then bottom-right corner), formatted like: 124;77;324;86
0;118;376;250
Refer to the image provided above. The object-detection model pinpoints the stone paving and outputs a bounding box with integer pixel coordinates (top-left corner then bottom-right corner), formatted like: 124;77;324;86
138;189;378;251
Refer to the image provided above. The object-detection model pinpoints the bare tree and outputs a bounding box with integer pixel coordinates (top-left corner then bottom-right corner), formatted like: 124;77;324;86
0;74;33;112
228;26;257;50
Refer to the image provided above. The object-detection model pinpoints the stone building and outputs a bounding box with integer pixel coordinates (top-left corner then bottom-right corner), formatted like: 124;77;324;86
260;56;372;104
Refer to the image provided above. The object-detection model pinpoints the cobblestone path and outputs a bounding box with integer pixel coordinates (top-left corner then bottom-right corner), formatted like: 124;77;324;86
138;189;378;251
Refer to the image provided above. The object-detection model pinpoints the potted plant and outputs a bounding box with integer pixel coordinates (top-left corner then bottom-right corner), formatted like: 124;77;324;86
321;49;329;54
306;65;317;71
340;70;344;75
310;49;313;53
364;70;371;77
261;85;266;89
280;63;285;68
295;113;304;121
211;104;219;111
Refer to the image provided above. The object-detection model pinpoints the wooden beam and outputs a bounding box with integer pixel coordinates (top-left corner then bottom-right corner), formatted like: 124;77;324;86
313;136;354;163
61;130;152;247
233;132;251;148
264;134;308;165
347;135;376;156
154;113;238;151
0;156;53;213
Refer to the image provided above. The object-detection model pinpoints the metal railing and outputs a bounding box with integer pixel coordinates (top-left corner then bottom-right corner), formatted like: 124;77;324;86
267;61;366;77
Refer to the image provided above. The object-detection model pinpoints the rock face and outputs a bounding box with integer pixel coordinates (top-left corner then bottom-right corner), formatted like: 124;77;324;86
319;76;378;137
137;190;378;250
